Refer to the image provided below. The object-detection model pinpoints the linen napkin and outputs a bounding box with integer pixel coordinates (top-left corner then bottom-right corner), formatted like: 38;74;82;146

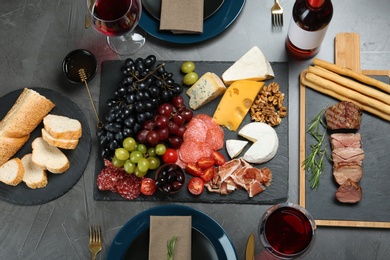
149;216;192;260
159;0;204;34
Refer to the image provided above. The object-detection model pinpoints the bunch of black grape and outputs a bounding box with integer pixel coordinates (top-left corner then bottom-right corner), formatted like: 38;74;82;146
97;55;184;159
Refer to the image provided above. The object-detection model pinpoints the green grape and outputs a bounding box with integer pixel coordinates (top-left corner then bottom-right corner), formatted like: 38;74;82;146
134;167;147;178
148;156;160;170
124;160;136;174
115;148;130;161
183;72;199;85
130;151;143;163
180;61;195;74
123;137;137;151
147;147;156;157
112;156;125;167
155;143;167;156
137;158;150;172
137;144;147;154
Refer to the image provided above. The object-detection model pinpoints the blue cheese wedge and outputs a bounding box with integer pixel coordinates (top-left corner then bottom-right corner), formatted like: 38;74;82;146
186;72;226;110
222;46;275;85
238;122;278;164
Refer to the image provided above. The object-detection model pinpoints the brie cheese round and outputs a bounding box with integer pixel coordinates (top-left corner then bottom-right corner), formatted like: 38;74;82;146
238;122;279;164
225;139;248;159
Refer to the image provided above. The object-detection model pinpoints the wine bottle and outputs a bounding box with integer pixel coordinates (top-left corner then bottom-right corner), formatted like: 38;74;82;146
286;0;333;60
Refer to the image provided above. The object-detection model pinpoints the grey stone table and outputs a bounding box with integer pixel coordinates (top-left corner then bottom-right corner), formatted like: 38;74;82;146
0;0;389;259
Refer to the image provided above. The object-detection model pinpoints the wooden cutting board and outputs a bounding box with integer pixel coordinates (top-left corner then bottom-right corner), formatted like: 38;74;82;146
335;32;390;77
299;32;390;228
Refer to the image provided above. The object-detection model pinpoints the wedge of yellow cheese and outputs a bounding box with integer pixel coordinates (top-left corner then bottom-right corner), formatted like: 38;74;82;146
213;80;264;131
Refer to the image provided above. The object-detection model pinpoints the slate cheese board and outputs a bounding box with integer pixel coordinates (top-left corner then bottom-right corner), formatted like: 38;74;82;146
94;60;289;205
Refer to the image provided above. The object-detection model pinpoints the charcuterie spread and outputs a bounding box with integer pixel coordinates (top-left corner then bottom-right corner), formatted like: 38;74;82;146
95;47;289;204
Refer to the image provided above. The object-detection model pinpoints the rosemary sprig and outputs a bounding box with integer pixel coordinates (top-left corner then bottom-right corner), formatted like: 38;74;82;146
302;106;328;189
167;236;178;260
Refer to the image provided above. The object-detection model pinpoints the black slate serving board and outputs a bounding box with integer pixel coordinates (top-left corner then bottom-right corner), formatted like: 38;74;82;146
300;75;390;227
94;60;289;204
0;88;92;205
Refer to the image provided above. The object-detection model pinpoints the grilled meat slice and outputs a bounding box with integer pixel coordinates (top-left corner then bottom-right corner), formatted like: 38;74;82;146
325;101;363;130
330;133;361;149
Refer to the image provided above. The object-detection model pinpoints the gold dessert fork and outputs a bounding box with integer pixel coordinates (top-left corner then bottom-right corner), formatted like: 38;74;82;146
89;225;102;260
271;0;283;28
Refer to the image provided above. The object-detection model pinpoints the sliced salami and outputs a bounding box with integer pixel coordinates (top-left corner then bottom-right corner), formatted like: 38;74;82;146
183;123;207;142
97;159;141;200
115;174;142;200
179;140;213;164
193;114;218;130
206;125;224;150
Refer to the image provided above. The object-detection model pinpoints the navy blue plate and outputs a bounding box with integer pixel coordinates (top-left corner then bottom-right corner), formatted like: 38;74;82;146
107;205;237;260
138;0;245;44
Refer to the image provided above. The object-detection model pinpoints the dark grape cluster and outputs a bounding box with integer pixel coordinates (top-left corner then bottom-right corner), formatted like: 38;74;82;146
136;96;193;149
97;55;184;159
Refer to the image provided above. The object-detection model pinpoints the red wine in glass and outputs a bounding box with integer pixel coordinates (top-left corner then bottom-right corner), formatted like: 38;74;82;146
88;0;145;55
259;203;316;259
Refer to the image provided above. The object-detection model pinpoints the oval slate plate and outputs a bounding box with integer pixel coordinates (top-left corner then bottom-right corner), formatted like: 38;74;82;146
0;88;92;205
107;205;237;260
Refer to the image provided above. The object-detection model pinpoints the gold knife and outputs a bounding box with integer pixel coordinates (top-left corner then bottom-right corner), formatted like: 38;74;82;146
245;233;255;260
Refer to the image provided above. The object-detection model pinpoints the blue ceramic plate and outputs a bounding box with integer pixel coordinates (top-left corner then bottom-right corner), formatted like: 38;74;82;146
107;205;237;260
138;0;246;44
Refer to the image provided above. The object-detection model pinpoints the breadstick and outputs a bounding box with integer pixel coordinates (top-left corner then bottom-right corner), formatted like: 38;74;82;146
305;72;390;115
300;71;390;121
313;58;390;93
308;66;390;106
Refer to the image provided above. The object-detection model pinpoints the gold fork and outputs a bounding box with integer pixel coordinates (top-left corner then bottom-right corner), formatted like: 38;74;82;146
271;0;283;28
89;225;102;260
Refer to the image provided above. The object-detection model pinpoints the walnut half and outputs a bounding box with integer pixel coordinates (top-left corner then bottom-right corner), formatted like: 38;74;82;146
250;82;287;126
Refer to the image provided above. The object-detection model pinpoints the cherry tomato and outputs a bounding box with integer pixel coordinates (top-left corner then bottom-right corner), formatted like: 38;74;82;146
162;148;178;164
211;151;226;166
200;167;216;182
141;178;157;196
188;177;205;195
185;162;203;176
197;157;215;169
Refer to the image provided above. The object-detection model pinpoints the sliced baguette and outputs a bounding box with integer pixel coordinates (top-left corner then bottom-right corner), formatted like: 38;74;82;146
0;158;24;186
31;137;70;174
41;129;79;149
43;114;82;140
0;135;30;167
0;88;55;138
21;153;48;189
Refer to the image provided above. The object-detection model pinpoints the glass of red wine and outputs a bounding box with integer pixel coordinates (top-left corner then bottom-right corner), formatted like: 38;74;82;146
258;203;316;259
87;0;145;55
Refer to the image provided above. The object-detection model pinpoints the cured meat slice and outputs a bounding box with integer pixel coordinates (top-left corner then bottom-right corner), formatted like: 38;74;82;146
115;174;141;200
185;117;208;132
325;101;362;130
179;140;213;164
183;123;207;142
333;163;362;185
332;147;364;164
206;125;224;150
330;133;361;149
97;159;125;192
335;179;362;203
193;114;218;130
97;159;141;200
